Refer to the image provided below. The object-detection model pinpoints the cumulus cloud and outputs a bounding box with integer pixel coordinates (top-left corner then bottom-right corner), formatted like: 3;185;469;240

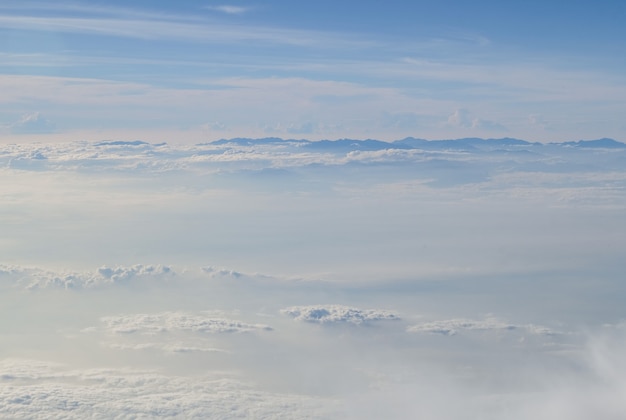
287;121;318;135
281;305;400;325
202;266;245;279
0;264;173;290
447;108;473;127
470;118;507;131
201;121;228;131
528;113;552;130
447;109;506;131
96;265;172;283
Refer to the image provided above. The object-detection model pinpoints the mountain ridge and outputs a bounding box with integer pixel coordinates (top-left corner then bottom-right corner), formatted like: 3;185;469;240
207;137;625;150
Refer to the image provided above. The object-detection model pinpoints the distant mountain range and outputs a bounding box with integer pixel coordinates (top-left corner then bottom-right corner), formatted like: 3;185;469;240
209;137;626;152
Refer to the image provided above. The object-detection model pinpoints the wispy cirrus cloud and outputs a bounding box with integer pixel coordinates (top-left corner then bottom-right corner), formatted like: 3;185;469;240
205;5;253;15
0;14;372;48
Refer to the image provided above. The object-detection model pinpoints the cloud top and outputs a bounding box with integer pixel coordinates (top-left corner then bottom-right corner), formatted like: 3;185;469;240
0;264;173;290
0;359;338;419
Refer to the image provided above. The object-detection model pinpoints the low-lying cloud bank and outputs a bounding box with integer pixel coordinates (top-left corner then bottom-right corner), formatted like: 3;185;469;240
281;305;400;325
100;311;273;335
407;316;558;336
2;137;625;178
0;359;340;419
2;326;626;419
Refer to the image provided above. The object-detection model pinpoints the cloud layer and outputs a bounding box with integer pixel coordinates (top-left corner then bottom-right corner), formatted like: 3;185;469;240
0;136;625;418
100;311;273;335
0;360;339;419
407;317;557;336
281;305;400;325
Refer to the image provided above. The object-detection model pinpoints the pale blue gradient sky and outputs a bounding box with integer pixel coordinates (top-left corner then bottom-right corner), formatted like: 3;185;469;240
0;0;625;142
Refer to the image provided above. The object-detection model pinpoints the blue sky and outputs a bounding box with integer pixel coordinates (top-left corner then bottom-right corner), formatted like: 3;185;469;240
2;4;626;417
0;0;625;142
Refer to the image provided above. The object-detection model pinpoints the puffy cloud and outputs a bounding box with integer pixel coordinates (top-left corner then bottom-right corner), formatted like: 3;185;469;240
528;113;551;130
447;108;473;128
96;265;172;283
281;305;400;325
470;118;507;131
201;121;228;131
202;266;245;279
287;121;318;135
447;109;507;131
0;264;173;290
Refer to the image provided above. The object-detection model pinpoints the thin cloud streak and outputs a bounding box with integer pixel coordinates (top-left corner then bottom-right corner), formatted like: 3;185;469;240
0;15;376;48
205;5;253;15
0;1;206;22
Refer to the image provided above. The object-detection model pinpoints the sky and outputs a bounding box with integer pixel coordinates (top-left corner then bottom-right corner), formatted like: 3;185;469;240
0;0;625;142
2;2;626;419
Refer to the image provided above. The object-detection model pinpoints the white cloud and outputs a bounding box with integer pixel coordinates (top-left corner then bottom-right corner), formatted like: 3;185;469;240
344;148;426;164
447;108;473;128
407;317;558;336
108;342;228;354
100;311;273;334
202;266;245;279
10;112;55;134
447;109;506;131
1;4;625;142
205;5;252;15
96;265;172;283
0;71;625;420
470;118;507;131
0;264;173;290
281;305;400;325
287;121;318;135
528;113;551;130
201;121;228;131
0;14;368;48
1;66;623;141
0;359;340;419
